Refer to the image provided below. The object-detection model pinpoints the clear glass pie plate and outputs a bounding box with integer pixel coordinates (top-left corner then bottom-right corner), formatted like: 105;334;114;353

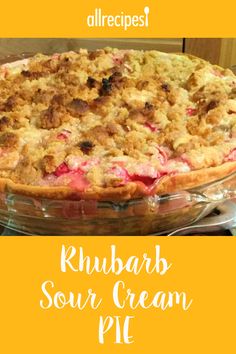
0;171;236;235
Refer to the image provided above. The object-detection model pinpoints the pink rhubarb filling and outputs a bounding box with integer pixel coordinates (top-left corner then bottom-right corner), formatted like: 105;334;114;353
225;148;236;162
41;150;193;194
56;129;71;140
42;141;234;194
213;69;223;77
108;165;159;193
43;163;90;191
186;107;197;116
144;122;159;132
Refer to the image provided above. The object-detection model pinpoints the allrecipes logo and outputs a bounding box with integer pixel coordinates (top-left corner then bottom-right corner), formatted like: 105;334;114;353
87;6;150;31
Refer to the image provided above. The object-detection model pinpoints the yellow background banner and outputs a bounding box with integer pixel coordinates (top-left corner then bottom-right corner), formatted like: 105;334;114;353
0;0;235;37
0;1;236;352
0;236;235;353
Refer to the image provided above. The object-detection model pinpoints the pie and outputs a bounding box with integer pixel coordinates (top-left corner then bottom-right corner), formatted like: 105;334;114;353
0;48;236;201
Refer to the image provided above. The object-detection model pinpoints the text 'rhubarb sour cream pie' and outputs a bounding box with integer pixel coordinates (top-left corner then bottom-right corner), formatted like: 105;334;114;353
0;48;236;200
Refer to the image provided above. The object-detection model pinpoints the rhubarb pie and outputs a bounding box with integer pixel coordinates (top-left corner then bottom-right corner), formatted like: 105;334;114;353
0;48;236;201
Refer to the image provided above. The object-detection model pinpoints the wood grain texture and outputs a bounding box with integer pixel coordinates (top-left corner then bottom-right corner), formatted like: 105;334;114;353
70;38;183;52
0;38;183;56
219;39;236;72
185;38;222;65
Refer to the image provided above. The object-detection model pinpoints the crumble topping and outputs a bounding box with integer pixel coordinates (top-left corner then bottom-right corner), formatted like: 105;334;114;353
0;48;236;194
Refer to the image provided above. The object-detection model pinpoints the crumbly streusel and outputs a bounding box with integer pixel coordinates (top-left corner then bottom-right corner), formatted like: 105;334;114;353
0;48;236;194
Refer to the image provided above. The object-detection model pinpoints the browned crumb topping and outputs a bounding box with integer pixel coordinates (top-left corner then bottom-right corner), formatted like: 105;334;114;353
0;132;19;149
0;116;11;131
67;98;89;117
0;48;235;191
39;106;69;129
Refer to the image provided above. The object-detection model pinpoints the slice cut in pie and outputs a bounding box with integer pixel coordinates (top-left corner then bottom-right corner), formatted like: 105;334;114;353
0;48;236;200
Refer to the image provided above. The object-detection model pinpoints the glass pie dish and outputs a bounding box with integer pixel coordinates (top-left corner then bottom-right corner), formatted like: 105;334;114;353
0;171;236;235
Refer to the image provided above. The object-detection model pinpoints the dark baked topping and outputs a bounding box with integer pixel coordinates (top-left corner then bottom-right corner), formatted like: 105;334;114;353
109;71;122;81
99;78;112;96
206;100;219;112
42;154;57;174
67;98;89;117
108;71;122;83
136;80;149;90
51;94;69;107
58;57;71;70
128;109;147;123
88;50;102;60
79;140;94;154
39;106;67;129
21;70;42;80
1;96;16;112
21;70;31;77
41;152;66;175
0;116;11;131
86;125;110;144
90;96;110;114
33;88;54;105
108;72;125;89
0;132;19;149
144;102;154;111
87;76;97;89
230;87;236;99
106;122;119;135
161;83;170;92
140;102;155;119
